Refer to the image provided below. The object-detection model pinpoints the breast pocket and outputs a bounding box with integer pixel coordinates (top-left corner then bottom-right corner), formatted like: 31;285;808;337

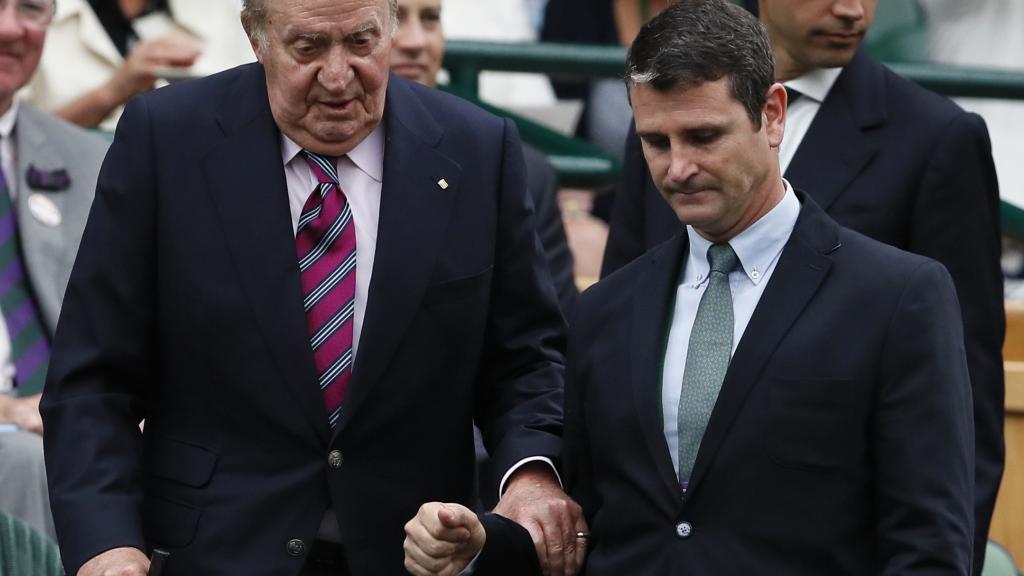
421;266;493;309
765;377;860;473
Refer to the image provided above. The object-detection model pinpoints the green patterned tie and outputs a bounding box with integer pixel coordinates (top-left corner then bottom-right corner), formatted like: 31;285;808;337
677;242;739;489
0;167;50;396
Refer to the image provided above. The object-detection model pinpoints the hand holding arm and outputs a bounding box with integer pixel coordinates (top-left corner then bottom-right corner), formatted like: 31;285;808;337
493;462;587;576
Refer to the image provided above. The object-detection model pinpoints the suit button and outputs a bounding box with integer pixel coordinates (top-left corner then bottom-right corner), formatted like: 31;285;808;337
286;538;307;557
328;450;344;469
675;521;693;539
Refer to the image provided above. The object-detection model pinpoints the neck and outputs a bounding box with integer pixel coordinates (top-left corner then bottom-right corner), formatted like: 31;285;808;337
772;48;809;83
118;0;149;19
697;177;786;244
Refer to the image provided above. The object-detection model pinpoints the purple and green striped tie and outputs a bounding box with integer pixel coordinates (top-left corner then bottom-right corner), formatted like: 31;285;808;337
0;166;50;396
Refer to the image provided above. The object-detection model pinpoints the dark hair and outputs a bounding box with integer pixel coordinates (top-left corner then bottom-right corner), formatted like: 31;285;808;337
625;0;774;127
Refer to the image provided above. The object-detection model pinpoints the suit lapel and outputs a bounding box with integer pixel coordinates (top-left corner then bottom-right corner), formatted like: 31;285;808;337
332;77;460;437
12;107;73;334
785;50;886;211
685;194;837;496
631;235;690;504
203;64;329;442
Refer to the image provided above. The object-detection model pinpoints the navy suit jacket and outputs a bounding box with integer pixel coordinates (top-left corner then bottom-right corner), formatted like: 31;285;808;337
569;193;975;574
601;50;1003;571
41;64;559;576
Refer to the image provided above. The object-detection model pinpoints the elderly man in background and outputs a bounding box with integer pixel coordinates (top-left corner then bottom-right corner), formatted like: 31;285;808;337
0;0;108;541
41;0;584;575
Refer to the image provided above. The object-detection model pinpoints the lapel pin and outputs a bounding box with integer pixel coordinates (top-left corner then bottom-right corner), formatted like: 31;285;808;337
27;193;62;227
437;178;449;190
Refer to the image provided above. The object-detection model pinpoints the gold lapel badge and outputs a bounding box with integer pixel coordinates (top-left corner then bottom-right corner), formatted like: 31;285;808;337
437;178;449;190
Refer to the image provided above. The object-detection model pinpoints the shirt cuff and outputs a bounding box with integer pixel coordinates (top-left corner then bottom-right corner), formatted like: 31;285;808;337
459;550;482;575
498;456;563;496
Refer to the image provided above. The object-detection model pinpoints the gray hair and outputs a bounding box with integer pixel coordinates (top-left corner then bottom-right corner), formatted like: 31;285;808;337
626;0;774;128
242;0;400;49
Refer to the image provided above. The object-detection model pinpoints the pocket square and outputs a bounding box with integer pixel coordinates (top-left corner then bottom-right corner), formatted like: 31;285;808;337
27;165;70;191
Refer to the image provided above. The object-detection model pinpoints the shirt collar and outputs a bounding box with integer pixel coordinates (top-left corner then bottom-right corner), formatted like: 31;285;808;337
280;123;385;183
785;67;843;104
0;100;18;139
684;179;801;287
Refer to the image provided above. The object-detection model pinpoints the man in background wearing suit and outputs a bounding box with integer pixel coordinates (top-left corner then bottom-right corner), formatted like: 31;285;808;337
389;0;576;318
602;2;1003;570
0;0;107;541
41;0;585;575
566;0;975;572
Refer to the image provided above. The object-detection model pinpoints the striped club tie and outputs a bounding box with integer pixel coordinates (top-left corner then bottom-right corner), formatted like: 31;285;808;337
0;166;50;396
296;151;356;428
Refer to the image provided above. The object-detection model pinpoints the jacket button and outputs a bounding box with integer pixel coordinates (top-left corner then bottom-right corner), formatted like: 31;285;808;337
328;450;344;469
675;521;693;539
286;538;307;557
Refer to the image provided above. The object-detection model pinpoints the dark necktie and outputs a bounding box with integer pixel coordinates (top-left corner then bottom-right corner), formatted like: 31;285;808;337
295;151;356;428
677;243;739;489
0;166;50;396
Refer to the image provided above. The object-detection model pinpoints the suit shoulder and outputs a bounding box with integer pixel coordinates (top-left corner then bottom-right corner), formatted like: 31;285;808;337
835;224;949;282
408;81;508;133
16;104;109;165
135;63;252;122
578;236;677;312
877;60;983;130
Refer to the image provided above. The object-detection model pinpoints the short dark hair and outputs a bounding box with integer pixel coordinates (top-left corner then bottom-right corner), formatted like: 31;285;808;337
625;0;774;127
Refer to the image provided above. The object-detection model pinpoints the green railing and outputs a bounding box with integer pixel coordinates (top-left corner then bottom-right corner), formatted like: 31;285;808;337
443;40;1024;237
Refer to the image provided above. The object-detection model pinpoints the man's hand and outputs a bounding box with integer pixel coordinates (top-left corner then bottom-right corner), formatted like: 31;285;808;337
77;547;150;576
0;393;42;434
493;463;587;576
108;35;202;101
404;502;485;576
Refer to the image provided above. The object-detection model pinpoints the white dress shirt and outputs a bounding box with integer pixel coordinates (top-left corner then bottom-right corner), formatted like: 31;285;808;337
779;67;843;174
0;102;21;394
661;182;801;477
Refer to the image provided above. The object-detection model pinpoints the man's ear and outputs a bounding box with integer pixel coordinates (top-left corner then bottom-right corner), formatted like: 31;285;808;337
241;14;265;62
763;82;786;148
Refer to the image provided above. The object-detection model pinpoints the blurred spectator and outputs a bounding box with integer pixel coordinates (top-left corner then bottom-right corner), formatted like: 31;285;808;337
0;0;108;539
21;0;254;130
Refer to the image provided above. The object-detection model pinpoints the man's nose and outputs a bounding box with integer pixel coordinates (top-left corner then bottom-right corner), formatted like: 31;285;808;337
395;21;427;54
0;3;25;38
667;147;699;184
832;0;866;22
318;48;354;92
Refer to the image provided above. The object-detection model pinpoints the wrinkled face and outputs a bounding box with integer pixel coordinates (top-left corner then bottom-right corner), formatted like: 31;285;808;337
759;0;877;79
390;0;443;87
631;77;786;241
246;0;392;155
0;1;47;113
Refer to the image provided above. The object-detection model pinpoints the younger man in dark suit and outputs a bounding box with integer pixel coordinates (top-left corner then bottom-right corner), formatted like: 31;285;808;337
602;3;1003;570
565;0;975;572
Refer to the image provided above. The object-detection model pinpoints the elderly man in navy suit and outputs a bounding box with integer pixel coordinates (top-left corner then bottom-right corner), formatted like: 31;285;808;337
40;0;585;575
602;2;1003;572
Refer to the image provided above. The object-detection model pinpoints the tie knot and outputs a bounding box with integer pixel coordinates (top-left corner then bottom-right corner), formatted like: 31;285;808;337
707;243;739;276
301;150;340;185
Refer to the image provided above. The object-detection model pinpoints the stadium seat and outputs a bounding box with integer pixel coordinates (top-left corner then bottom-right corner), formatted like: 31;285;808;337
0;511;63;576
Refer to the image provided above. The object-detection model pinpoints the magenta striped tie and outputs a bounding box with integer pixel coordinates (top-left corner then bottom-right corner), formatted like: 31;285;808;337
296;151;356;428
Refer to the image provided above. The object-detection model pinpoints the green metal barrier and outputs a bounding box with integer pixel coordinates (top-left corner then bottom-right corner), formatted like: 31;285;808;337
443;39;1024;236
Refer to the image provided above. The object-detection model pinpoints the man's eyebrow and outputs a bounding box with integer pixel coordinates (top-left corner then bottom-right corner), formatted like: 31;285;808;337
349;21;381;36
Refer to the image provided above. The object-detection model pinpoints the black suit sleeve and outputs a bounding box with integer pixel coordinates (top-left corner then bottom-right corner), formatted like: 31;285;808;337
40;96;157;574
475;120;567;483
601;126;649;278
875;260;975;574
475;513;543;575
907;111;1004;575
523;145;577;317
